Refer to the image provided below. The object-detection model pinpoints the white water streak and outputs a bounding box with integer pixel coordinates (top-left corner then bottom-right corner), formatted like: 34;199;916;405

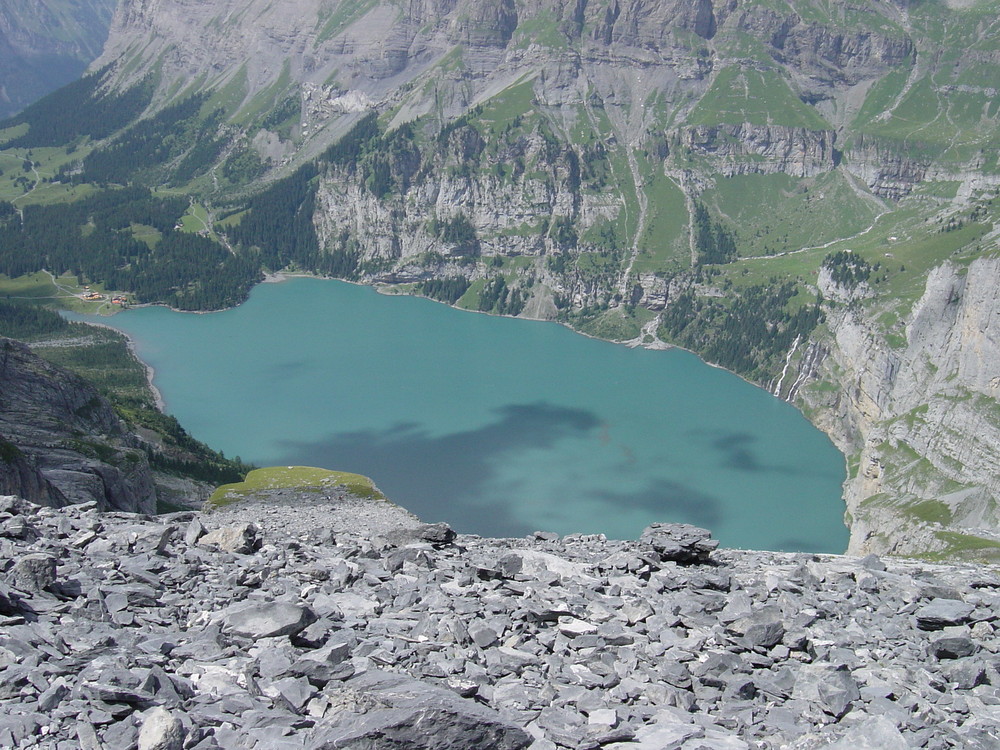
773;335;800;398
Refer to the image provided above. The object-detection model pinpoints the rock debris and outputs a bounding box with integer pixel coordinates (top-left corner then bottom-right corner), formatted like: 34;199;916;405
1;491;999;749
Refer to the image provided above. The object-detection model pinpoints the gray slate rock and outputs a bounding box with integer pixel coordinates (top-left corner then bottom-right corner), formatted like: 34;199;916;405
727;608;786;651
222;601;317;639
1;492;999;750
816;715;908;749
640;523;719;564
291;641;355;685
915;598;975;630
183;518;206;546
308;670;532;749
929;636;977;660
9;553;57;593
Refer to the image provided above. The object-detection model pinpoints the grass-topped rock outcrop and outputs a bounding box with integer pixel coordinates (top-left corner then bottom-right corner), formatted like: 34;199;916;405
207;466;386;507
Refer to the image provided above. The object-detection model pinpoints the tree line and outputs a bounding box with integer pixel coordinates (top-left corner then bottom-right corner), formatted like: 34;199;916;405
660;281;822;381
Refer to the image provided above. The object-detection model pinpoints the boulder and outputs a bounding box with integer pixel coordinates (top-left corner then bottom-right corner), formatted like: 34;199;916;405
640;523;719;564
308;670;532;749
929;636;977;660
384;522;457;548
816;716;908;749
9;553;57;593
726;608;786;651
137;707;185;750
222;601;317;639
915;599;975;630
199;522;261;554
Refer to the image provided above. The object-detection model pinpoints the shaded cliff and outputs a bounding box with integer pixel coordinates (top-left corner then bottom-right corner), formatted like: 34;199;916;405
0;0;118;118
0;336;156;513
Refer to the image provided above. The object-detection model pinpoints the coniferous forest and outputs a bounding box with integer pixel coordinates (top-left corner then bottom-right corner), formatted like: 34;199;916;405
0;188;261;310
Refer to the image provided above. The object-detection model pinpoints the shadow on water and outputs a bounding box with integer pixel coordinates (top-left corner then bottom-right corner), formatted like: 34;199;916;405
588;479;722;530
702;430;841;481
710;432;765;472
259;358;316;389
276;401;724;538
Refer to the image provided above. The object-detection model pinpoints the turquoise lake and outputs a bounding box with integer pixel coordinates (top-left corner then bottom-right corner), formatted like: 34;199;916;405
90;277;849;552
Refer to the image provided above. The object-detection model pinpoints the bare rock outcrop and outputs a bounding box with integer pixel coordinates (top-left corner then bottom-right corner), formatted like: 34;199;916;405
676;124;838;178
800;257;1000;557
0;337;157;514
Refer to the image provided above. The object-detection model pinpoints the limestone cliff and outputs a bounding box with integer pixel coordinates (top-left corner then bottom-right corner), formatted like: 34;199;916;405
675;124;838;178
797;255;1000;558
92;0;929;198
0;337;157;513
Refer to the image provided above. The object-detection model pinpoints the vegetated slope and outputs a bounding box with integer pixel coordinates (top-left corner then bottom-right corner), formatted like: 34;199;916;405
0;0;118;119
2;0;1000;557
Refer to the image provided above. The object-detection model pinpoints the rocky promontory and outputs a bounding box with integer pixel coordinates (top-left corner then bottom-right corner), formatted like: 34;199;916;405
2;484;999;749
0;337;157;514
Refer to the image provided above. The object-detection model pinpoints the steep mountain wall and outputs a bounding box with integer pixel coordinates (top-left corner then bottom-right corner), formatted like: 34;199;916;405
0;0;118;118
0;337;157;513
94;0;926;194
796;254;1000;557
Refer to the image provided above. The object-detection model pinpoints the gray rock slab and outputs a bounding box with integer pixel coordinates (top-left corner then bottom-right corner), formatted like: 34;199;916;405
930;636;978;660
814;715;908;749
221;601;317;639
307;670;532;749
604;708;704;749
199;523;261;554
640;524;719;564
10;553;57;593
915;599;976;630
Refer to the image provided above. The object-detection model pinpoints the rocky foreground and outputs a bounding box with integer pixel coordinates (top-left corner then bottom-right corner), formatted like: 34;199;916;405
2;490;1000;750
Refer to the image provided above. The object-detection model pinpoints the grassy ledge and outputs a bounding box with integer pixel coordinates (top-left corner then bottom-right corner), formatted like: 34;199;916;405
206;465;385;508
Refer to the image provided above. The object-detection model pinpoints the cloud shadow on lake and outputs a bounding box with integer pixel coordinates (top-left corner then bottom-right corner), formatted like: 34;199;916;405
275;401;723;538
710;432;765;472
588;480;722;530
700;430;839;480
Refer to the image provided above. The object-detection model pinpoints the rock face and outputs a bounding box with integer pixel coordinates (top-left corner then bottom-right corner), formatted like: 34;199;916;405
0;0;118;118
1;489;999;748
0;337;157;514
93;0;929;199
676;124;838;178
799;257;1000;557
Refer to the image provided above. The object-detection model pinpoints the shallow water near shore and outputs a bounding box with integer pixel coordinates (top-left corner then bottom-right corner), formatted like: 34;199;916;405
82;277;848;552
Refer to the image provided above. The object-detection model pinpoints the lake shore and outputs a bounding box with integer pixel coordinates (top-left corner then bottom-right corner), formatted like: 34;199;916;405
92;276;849;552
